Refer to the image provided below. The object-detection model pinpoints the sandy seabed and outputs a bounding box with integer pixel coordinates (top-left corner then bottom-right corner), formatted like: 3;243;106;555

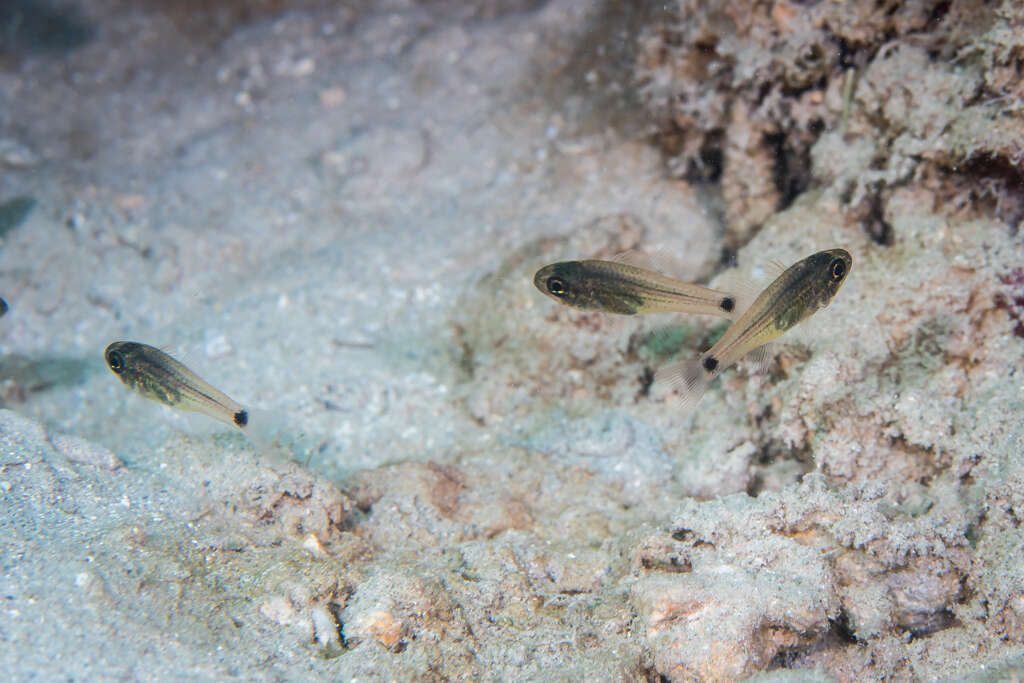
2;1;1024;680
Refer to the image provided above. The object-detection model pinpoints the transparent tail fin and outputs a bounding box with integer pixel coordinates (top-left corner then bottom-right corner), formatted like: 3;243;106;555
241;408;319;468
654;356;714;409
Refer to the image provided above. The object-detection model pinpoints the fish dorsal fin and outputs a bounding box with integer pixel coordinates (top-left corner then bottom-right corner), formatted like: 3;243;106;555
735;257;789;286
165;343;203;375
607;248;680;279
714;254;793;316
765;259;788;276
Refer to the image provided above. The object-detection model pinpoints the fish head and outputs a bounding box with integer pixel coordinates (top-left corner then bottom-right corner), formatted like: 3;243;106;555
814;248;852;307
104;341;143;381
533;261;588;309
533;260;644;314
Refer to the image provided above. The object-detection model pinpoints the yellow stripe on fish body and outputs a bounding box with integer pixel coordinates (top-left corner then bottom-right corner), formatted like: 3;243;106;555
104;341;248;429
657;248;852;407
533;259;738;318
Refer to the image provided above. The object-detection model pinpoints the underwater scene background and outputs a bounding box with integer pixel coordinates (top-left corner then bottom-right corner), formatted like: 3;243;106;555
2;1;1024;679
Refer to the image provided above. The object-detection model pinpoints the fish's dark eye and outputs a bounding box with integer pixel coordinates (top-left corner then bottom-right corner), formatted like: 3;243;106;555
107;351;124;373
546;276;567;297
831;260;846;280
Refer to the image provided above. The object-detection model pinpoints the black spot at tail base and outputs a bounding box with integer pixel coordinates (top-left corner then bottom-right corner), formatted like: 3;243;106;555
702;356;718;373
234;410;248;427
720;296;735;313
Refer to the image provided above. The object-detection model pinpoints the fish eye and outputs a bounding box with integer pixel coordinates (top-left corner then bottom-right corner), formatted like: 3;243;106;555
107;351;124;373
830;259;846;280
546;276;567;296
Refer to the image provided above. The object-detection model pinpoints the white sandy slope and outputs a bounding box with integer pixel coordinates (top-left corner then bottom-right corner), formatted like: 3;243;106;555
2;1;1024;680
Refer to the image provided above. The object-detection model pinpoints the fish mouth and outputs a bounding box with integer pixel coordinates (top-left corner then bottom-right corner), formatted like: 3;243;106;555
533;263;573;297
532;265;554;292
104;342;127;372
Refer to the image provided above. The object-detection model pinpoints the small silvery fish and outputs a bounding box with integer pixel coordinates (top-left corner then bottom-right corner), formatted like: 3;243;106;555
104;341;248;429
533;260;738;317
0;297;7;317
657;248;852;406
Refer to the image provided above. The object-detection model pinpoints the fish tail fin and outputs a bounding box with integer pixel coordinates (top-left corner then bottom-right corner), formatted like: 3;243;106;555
655;356;714;409
240;407;318;467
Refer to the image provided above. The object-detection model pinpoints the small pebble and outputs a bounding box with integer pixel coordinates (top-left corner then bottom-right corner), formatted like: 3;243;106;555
319;86;347;108
259;596;297;625
311;605;341;648
302;533;327;558
49;433;123;470
205;334;233;358
0;138;40;168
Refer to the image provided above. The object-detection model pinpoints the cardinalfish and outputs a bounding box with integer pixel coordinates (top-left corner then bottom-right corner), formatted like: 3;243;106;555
104;341;249;430
657;248;852;406
533;259;738;318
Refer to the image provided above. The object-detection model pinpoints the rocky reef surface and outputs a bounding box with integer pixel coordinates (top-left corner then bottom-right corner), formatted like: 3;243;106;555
1;0;1022;680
